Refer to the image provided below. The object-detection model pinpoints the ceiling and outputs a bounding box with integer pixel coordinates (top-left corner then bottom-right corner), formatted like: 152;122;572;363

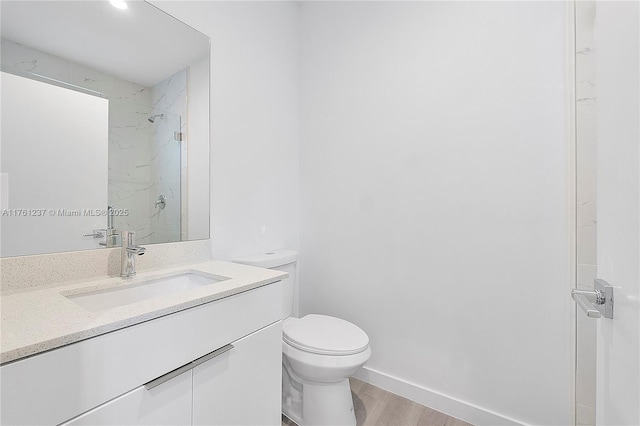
0;0;209;87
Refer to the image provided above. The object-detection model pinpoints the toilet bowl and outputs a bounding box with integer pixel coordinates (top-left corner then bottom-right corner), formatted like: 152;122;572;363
233;251;371;426
282;314;371;425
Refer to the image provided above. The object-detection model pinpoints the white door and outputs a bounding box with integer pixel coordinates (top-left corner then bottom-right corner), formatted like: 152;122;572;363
60;370;192;426
0;72;109;256
192;322;282;426
594;1;639;424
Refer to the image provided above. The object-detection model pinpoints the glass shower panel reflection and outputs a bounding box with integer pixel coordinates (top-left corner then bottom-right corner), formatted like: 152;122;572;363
148;107;182;245
108;98;181;245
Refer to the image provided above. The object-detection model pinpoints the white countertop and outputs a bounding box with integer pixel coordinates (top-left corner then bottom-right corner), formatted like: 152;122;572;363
0;260;286;365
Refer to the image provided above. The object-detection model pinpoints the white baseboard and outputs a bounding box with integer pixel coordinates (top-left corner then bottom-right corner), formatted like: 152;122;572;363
353;366;524;426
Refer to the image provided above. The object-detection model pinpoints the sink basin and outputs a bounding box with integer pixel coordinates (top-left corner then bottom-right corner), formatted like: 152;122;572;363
66;272;228;312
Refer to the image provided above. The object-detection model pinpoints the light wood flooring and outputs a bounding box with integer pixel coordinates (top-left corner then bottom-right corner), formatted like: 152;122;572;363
282;378;472;426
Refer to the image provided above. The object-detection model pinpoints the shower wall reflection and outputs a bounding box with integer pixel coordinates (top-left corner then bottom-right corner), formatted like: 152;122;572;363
2;39;186;246
108;70;185;245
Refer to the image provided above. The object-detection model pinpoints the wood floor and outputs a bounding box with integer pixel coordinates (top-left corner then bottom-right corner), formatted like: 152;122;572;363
282;378;472;426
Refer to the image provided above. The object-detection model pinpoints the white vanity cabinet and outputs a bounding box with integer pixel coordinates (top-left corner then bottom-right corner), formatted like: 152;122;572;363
193;321;282;425
0;281;283;426
61;322;282;426
61;369;193;426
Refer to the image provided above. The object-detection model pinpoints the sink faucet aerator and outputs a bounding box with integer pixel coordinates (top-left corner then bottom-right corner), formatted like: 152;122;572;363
121;231;145;277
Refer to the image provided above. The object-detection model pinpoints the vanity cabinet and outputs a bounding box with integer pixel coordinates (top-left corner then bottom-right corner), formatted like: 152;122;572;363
61;322;282;426
61;370;193;426
193;320;282;425
0;282;283;426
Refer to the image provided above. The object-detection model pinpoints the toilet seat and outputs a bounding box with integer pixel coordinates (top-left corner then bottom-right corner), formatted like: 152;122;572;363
283;314;369;356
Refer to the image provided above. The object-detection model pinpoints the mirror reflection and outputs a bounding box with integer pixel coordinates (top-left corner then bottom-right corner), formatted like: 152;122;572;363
0;1;210;257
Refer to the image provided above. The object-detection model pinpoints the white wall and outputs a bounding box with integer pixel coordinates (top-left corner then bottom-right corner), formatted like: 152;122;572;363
152;1;300;260
299;2;572;425
154;1;576;423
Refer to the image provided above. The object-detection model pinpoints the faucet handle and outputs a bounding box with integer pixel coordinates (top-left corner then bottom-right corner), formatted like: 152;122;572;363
155;194;167;209
83;229;106;238
121;230;135;246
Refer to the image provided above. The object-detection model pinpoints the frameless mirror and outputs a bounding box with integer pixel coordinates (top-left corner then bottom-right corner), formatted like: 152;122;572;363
0;0;210;257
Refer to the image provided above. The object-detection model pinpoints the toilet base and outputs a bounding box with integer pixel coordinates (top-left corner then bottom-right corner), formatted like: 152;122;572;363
282;364;356;426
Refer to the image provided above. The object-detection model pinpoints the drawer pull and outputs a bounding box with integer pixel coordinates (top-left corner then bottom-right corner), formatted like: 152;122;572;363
144;364;193;390
191;344;234;368
144;344;234;390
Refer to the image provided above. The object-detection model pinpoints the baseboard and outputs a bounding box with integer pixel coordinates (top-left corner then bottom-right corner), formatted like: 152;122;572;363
353;366;524;426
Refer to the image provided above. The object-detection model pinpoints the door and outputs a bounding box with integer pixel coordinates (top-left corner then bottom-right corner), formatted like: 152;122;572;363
594;2;639;424
192;322;282;426
0;72;109;256
60;370;192;426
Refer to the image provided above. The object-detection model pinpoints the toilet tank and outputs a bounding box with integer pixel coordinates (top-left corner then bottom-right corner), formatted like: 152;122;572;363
232;250;298;319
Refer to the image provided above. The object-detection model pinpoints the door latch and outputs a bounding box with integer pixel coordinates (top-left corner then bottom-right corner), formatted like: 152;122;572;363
572;279;614;319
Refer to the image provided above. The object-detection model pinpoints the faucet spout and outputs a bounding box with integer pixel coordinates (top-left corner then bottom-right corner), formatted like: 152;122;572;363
121;231;145;277
127;246;146;255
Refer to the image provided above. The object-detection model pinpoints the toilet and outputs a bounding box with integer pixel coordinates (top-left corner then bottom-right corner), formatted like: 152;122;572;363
233;250;371;426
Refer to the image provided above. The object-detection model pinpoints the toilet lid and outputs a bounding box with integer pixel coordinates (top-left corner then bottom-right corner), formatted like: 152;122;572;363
283;314;369;356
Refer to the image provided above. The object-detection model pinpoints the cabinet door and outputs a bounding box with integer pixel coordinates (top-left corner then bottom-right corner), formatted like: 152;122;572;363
61;370;192;426
193;321;282;426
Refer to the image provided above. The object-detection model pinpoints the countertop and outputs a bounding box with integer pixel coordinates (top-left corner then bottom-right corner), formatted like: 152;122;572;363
0;260;286;365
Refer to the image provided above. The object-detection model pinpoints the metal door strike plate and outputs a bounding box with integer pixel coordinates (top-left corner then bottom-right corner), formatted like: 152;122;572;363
594;279;614;319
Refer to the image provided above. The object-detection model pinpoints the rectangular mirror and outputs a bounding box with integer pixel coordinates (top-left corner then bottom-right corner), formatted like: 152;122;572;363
0;0;210;257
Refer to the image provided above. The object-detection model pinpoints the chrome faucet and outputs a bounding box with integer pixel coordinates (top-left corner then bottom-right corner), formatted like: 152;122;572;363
121;231;146;277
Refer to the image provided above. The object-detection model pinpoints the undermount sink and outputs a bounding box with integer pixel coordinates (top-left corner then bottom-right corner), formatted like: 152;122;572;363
66;272;229;312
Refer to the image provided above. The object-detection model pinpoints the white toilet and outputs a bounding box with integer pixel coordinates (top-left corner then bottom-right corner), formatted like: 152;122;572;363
234;250;371;426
